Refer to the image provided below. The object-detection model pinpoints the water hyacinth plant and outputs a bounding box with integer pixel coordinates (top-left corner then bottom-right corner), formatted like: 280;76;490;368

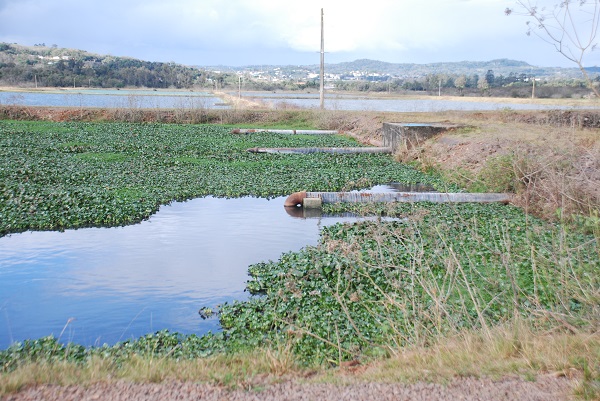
216;202;599;365
0;120;449;236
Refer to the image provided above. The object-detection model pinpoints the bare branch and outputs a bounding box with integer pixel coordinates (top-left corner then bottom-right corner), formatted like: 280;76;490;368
508;0;600;97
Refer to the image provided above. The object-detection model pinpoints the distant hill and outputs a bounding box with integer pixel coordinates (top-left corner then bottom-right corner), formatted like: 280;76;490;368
323;58;535;75
224;58;582;80
0;43;208;89
0;42;588;91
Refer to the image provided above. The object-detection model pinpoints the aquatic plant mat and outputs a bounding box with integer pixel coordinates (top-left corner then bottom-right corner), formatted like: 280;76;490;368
1;119;598;399
0;120;450;235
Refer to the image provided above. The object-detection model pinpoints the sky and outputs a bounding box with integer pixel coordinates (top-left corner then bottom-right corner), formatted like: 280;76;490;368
0;0;598;68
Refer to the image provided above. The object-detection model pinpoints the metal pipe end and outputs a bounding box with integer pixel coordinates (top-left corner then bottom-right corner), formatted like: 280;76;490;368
284;191;307;207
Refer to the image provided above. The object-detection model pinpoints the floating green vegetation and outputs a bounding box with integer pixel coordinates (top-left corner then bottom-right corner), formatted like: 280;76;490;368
214;202;599;365
0;330;219;373
59;142;91;153
76;152;130;163
0;120;452;236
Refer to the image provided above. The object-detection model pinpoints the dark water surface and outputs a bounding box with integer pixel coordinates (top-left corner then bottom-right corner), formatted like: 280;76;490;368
0;195;368;349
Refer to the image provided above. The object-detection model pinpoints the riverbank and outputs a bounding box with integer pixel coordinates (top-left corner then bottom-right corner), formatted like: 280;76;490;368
0;86;208;95
213;91;268;109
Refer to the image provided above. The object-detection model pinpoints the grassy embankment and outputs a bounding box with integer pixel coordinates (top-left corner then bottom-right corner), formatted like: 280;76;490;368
0;105;598;399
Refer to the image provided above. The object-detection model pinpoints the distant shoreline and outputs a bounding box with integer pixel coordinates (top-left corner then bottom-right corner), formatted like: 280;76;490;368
0;86;595;108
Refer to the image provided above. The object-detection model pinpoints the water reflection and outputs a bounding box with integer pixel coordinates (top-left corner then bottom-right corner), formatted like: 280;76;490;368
0;196;368;349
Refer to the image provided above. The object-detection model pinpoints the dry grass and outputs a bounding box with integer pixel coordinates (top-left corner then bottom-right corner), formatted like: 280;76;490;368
0;348;304;395
392;111;600;222
326;323;598;384
3;326;597;397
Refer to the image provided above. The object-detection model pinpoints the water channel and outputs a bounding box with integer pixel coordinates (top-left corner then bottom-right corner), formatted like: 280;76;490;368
0;187;408;350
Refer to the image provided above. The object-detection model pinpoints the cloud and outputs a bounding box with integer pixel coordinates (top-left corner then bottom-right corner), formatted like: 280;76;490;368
0;0;595;66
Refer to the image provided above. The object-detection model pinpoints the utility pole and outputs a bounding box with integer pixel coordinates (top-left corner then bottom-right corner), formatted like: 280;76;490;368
319;8;325;110
34;74;38;89
238;75;242;99
532;77;536;99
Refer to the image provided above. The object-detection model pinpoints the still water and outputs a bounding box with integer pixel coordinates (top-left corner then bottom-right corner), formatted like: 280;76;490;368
245;92;586;112
0;195;379;349
0;89;587;112
0;90;226;109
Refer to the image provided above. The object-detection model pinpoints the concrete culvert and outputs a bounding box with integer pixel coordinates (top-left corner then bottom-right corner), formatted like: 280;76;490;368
284;191;512;208
308;191;512;204
247;147;392;154
231;129;338;135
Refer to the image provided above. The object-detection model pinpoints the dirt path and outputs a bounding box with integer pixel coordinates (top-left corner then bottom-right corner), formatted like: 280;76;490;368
2;375;574;401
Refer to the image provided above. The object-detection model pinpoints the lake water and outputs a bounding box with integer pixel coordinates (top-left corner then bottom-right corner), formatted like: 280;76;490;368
0;194;388;349
0;89;587;112
0;89;227;110
243;91;587;112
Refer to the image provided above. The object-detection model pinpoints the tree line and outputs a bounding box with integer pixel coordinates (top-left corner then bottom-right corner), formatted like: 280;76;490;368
334;69;595;98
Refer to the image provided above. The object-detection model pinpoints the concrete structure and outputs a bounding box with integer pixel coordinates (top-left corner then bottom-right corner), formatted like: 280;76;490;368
284;191;512;208
382;123;462;152
232;129;338;135
247;147;391;154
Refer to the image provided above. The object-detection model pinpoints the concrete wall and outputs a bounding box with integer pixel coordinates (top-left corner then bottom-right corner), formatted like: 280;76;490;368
382;123;462;152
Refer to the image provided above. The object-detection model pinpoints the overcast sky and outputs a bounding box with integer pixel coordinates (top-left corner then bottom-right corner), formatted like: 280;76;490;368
0;0;598;68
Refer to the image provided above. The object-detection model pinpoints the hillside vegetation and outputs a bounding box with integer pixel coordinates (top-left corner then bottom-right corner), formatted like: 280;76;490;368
0;43;208;89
